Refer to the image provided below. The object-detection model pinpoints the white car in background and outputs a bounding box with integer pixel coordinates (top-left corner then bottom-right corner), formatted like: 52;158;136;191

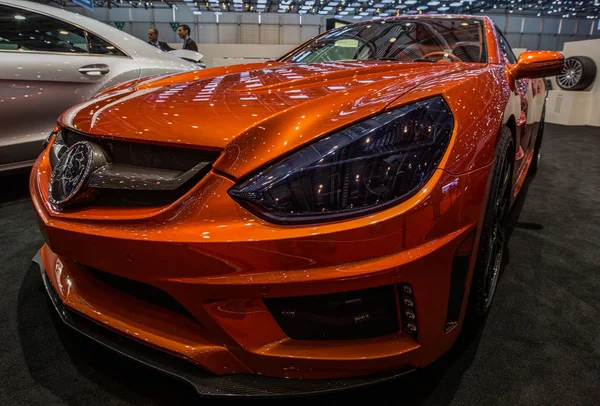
0;0;198;172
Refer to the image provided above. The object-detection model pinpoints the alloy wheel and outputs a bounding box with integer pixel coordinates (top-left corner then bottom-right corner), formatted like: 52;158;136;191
557;58;583;90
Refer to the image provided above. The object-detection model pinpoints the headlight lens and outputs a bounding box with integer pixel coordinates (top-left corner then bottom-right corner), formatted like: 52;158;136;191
229;96;454;224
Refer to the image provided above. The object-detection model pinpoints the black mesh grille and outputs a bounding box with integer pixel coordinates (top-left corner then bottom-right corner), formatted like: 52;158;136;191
85;266;197;321
61;130;219;208
64;130;218;172
264;285;400;340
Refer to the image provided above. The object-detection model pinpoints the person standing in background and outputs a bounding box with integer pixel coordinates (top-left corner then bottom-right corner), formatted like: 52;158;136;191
148;28;174;51
177;24;198;51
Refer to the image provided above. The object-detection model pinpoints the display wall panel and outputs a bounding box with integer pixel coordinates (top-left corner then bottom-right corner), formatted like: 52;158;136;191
83;7;108;21
240;25;260;44
301;26;321;42
281;25;301;45
506;33;521;48
561;19;577;35
241;13;259;24
303;15;323;26
174;7;196;23
132;22;153;41
154;22;180;43
543;18;560;34
199;13;217;23
118;22;133;36
108;8;132;22
260;25;280;44
539;35;559;51
219;13;238;24
261;14;280;25
506;17;523;33
489;15;506;30
520;34;540;50
198;25;219;44
556;36;569;50
523;18;542;34
577;20;594;36
570;35;588;43
153;9;193;23
282;14;300;25
219;24;238;44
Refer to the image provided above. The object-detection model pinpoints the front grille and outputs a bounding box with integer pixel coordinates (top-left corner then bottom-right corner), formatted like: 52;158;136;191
264;285;400;340
85;266;197;321
64;130;218;172
58;130;220;208
87;178;201;207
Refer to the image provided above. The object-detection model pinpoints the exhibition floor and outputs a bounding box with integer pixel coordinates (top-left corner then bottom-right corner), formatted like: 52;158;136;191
0;123;598;405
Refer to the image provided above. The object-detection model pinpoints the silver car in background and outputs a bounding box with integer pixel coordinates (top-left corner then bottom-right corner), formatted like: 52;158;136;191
0;0;198;172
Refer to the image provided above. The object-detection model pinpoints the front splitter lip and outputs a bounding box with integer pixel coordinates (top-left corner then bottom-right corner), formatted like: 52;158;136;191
33;251;415;398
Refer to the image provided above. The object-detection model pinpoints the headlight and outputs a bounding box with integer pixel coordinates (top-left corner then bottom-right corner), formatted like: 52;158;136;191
229;96;454;224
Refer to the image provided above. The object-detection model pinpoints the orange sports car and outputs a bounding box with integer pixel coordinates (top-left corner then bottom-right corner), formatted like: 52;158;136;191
30;15;564;396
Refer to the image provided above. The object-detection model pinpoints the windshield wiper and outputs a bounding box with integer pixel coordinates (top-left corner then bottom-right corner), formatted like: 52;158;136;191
371;57;401;62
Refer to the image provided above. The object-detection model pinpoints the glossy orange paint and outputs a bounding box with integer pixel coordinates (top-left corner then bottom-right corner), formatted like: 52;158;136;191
30;16;563;380
510;50;565;80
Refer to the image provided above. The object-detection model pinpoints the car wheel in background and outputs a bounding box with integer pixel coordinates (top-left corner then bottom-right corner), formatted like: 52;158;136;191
556;56;597;91
467;127;514;321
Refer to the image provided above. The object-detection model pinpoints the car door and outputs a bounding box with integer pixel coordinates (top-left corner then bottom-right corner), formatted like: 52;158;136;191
494;26;533;181
0;4;141;170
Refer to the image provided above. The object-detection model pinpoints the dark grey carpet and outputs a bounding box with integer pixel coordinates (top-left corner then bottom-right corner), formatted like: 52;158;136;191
1;124;599;405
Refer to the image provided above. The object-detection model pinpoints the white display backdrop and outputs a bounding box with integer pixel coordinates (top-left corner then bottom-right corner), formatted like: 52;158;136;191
167;43;296;68
546;38;600;127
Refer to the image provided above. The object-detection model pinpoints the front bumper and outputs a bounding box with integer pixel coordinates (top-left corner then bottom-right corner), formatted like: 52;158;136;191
34;251;414;397
30;149;491;388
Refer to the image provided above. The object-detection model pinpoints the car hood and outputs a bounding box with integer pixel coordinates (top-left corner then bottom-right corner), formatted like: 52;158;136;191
59;61;471;179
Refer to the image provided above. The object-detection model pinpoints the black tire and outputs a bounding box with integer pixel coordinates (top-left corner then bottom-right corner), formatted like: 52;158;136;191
467;127;514;320
556;56;597;91
528;102;545;176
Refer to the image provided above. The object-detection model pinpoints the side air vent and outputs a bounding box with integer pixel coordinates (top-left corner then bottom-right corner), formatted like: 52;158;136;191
445;255;470;332
264;285;400;340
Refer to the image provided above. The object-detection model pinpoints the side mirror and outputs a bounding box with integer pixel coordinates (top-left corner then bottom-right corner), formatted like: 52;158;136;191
511;50;565;79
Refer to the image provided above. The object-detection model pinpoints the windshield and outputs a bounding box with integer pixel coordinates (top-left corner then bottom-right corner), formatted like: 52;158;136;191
280;18;486;64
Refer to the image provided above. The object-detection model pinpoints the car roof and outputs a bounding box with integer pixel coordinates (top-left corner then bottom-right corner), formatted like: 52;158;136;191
0;0;188;62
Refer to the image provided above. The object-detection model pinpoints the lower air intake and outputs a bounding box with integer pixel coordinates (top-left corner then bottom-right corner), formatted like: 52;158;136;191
85;266;196;321
263;285;399;340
